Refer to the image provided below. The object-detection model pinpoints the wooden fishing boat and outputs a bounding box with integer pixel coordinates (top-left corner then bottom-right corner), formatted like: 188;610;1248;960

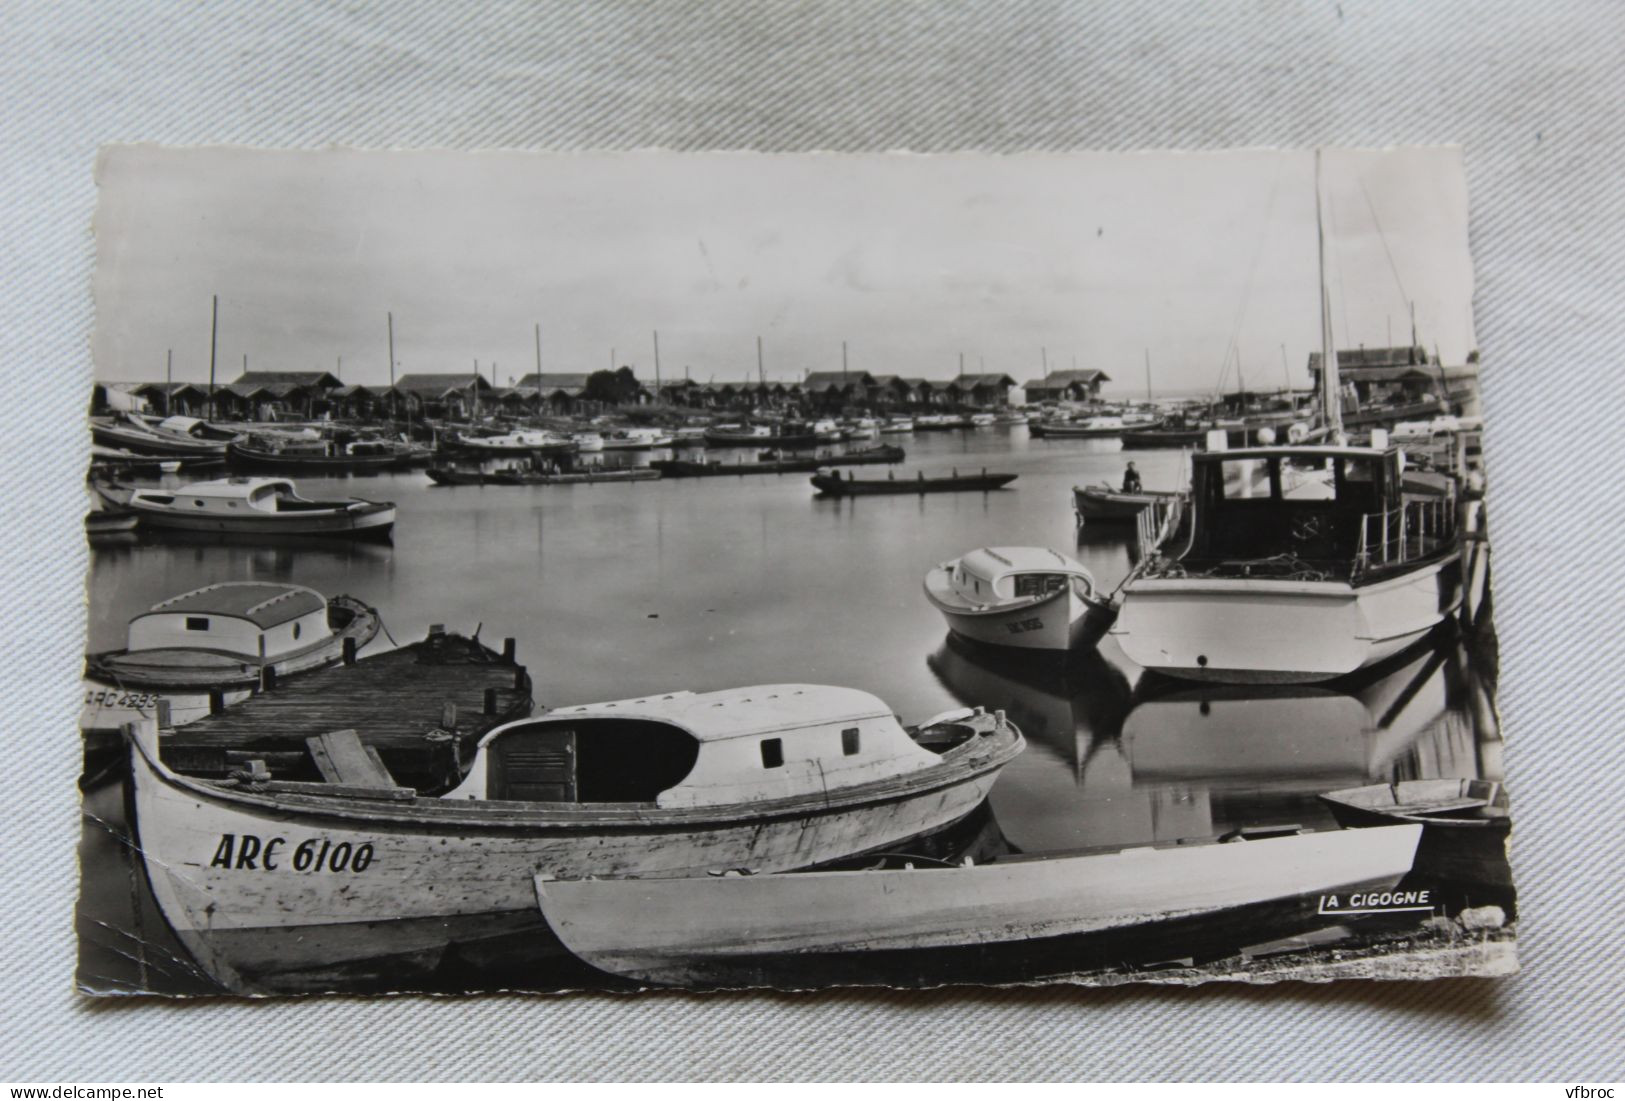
425;466;660;486
1072;483;1179;524
704;423;819;448
443;429;575;456
93;477;396;539
652;445;905;479
81;583;379;730
534;824;1422;987
1112;442;1462;683
226;436;424;473
90;414;239;457
879;418;914;434
923;547;1118;652
126;686;1023;991
811;469;1016;496
1032;416;1151;439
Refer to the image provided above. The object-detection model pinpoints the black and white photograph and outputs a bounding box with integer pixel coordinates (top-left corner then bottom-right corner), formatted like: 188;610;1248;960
76;145;1514;997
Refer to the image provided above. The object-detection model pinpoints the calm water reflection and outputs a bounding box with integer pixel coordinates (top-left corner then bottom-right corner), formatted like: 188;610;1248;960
80;426;1507;990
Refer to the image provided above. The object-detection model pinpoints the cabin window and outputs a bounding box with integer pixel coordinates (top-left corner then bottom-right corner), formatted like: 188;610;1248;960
193;499;206;508
1013;574;1067;598
142;494;173;505
841;727;861;756
292;622;302;640
760;738;784;769
184;617;209;631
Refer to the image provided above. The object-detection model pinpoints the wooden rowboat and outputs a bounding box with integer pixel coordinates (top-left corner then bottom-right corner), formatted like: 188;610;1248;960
1071;483;1179;524
1319;780;1512;889
127;687;1023;992
811;469;1017;496
534;824;1423;987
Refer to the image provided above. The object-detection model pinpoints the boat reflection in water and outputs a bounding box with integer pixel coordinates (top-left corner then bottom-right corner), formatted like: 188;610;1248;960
929;622;1510;914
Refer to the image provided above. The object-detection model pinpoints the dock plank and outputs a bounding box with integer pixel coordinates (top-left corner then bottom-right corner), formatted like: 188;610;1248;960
159;630;533;793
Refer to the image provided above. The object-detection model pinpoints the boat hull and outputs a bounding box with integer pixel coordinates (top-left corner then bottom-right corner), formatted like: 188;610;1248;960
811;473;1016;496
91;422;230;457
923;572;1116;652
119;501;396;539
536;825;1422;986
1072;485;1176;523
127;725;1018;991
1112;555;1463;683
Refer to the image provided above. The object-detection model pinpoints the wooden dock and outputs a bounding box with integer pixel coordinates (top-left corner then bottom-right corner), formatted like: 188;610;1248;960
157;626;533;793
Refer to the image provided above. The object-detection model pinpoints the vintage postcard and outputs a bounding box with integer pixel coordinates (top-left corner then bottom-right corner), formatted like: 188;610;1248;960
77;147;1514;996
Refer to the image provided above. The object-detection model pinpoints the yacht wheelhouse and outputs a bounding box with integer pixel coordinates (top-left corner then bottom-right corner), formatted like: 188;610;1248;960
1112;443;1461;682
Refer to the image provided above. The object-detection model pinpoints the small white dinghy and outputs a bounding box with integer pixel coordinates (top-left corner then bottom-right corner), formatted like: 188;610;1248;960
534;824;1423;986
923;547;1118;651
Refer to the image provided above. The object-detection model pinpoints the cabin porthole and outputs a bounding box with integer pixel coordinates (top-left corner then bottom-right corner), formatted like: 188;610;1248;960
841;727;861;756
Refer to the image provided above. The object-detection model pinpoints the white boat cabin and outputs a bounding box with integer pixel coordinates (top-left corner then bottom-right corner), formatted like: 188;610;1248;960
129;477;313;514
126;582;329;659
1173;445;1456;577
945;547;1097;608
445;684;948;809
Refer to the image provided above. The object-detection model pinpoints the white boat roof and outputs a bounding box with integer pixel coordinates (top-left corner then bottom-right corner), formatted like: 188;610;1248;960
139;582;326;628
163;476;296;497
523;684;896;744
157;415;204;432
959;546;1089;578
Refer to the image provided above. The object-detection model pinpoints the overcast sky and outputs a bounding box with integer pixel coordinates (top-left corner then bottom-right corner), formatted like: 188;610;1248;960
93;147;1475;396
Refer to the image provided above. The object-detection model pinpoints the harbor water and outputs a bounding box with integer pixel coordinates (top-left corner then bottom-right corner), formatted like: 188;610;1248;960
79;425;1510;992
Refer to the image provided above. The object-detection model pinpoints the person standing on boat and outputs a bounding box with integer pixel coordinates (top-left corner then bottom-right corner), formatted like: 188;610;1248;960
1122;461;1142;494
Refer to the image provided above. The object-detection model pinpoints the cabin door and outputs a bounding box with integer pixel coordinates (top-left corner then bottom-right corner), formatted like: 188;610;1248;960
490;726;577;802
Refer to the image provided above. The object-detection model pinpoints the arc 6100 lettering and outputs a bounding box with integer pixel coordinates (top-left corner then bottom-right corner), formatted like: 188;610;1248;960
209;832;374;873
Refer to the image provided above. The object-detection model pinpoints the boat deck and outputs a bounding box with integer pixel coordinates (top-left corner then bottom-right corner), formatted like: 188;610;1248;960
155;628;534;793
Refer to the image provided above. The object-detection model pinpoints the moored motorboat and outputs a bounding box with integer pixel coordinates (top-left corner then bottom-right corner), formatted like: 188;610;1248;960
880;418;914;434
94;476;397;539
811;468;1017;496
923;547;1118;651
534;824;1422;987
84;509;141;539
1071;483;1180;525
1032;416;1144;439
444;429;574;456
81;582;380;730
600;427;674;449
126;685;1023;991
571;432;605;453
1112;442;1462;683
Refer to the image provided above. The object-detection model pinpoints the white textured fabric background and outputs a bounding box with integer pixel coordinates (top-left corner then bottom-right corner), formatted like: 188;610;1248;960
3;0;1622;1082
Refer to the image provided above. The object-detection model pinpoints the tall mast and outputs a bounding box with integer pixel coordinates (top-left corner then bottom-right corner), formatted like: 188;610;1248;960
1144;348;1152;402
653;330;662;400
756;335;764;388
534;323;542;376
207;295;218;420
1315;149;1341;433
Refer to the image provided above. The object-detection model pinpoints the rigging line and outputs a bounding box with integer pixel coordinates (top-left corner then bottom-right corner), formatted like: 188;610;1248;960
1358;173;1411;313
1212;155;1286;404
